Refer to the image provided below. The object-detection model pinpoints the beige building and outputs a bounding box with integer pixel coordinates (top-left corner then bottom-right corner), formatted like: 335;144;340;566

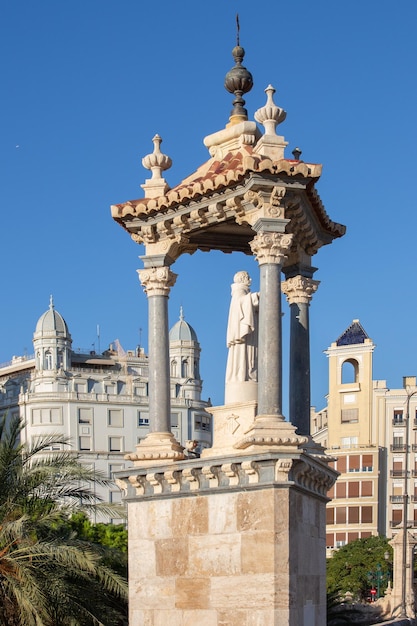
312;319;417;553
0;299;212;516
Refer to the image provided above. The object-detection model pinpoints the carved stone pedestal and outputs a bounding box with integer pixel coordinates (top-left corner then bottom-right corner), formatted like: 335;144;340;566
116;450;337;626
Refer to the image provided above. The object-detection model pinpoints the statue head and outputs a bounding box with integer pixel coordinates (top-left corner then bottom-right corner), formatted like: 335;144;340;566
233;271;251;287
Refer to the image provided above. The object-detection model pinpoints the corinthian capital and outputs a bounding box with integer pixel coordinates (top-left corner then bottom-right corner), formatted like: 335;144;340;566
281;275;320;305
137;266;177;297
250;232;293;266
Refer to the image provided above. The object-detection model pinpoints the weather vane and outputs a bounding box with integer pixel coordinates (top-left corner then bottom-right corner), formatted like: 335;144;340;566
236;13;240;46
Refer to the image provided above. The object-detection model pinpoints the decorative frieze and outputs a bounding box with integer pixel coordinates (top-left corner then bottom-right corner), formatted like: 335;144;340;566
115;453;338;501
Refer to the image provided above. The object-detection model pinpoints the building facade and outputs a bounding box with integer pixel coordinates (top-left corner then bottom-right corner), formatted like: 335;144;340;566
312;319;417;553
0;299;212;516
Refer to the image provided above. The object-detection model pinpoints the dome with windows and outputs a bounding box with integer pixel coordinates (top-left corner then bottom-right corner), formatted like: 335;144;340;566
169;308;198;342
34;296;70;339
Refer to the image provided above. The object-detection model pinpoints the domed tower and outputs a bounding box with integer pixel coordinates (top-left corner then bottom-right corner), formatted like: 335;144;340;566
33;297;72;372
169;308;202;401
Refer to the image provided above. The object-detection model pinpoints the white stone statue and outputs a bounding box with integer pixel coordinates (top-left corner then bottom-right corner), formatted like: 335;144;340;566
225;271;259;384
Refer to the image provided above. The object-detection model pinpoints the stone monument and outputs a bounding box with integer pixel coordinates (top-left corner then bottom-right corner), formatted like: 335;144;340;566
112;39;345;625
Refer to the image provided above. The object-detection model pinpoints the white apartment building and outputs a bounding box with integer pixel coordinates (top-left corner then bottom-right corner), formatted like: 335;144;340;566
0;299;212;517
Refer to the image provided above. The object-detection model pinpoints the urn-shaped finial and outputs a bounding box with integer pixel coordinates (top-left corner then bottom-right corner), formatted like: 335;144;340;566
254;85;286;136
142;134;172;179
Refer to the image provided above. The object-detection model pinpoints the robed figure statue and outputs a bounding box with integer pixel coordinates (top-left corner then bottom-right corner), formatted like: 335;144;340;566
225;271;259;386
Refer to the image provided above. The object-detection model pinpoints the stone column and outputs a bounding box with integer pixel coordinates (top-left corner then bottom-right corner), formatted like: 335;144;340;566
282;275;319;435
389;529;417;618
233;227;308;452
126;258;184;465
250;229;292;419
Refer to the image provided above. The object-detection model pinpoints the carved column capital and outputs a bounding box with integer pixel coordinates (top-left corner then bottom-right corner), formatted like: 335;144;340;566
281;275;320;305
137;266;177;297
250;231;293;266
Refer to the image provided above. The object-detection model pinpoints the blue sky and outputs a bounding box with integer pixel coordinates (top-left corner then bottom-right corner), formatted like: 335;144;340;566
1;1;417;413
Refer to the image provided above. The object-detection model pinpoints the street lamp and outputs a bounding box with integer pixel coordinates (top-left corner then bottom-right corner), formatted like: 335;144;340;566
400;376;417;617
367;563;387;599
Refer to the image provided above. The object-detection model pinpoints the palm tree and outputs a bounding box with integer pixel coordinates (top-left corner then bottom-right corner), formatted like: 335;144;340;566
0;413;128;626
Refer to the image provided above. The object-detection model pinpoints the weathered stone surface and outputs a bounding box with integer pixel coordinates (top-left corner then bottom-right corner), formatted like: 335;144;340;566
155;538;188;576
124;452;336;625
175;577;210;609
188;534;241;576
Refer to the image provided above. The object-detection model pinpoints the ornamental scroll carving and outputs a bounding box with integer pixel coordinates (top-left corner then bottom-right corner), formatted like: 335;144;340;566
250;231;293;266
137;266;177;297
281;276;320;305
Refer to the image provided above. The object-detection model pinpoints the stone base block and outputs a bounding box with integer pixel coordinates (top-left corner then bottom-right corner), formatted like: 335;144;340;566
117;451;338;625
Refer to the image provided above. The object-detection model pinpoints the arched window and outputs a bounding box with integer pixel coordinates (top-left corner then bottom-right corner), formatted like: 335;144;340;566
45;351;52;370
341;359;359;384
181;359;188;378
171;360;177;377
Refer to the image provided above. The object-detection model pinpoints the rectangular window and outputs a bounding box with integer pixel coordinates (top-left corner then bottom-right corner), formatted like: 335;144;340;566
348;481;359;497
348;506;360;524
326;507;335;524
341;408;359;423
361;481;373;497
336;482;346;498
109;437;123;452
361;506;373;524
335;507;346;524
138;412;149;427
79;436;91;451
32;408;62;425
348;455;360;472
195;414;211;432
348;532;359;542
78;408;92;424
341;436;358;448
326;533;334;548
362;454;373;472
392;509;402;524
110;491;122;504
394;409;404;424
336;457;347;473
170;413;179;428
327;485;335;499
108;409;123;428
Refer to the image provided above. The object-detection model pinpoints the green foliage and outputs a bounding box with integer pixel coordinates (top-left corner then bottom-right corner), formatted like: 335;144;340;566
327;535;392;601
69;512;128;553
0;413;128;626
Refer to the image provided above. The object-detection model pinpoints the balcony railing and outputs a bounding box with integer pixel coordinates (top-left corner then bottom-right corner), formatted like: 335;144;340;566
393;419;405;426
390;520;417;528
390;495;405;503
390;444;408;452
390;470;409;478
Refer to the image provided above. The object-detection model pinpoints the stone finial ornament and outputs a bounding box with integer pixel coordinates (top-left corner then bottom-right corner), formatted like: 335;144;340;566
254;85;286;136
224;28;253;124
142;134;172;179
141;134;172;198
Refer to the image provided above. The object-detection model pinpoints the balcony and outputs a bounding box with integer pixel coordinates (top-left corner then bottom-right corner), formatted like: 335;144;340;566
390;470;409;478
390;520;417;529
390;444;408;452
393;418;405;426
390;495;405;503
